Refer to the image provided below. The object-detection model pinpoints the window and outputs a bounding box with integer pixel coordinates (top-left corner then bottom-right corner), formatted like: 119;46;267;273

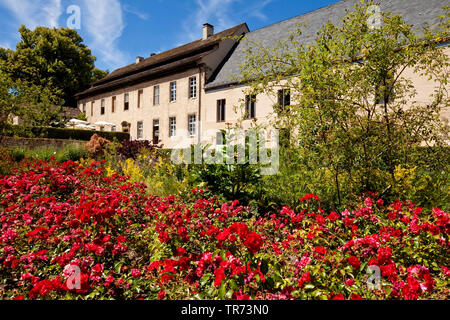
124;93;129;111
112;96;116;113
188;114;196;136
154;85;160;105
82;103;86;113
152;120;160;144
170;81;177;102
216;131;225;145
111;125;116;132
189;77;197;99
245;95;256;119
277;89;290;110
90;101;94;117
217;99;226;122
101;99;105;115
169;117;176;137
138;89;144;108
121;121;130;133
137;121;143;140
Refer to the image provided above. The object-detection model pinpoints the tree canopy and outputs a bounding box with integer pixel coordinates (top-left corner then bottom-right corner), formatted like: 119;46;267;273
0;25;107;107
238;0;449;209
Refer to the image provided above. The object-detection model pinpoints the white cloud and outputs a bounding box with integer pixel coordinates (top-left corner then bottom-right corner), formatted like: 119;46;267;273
123;4;149;21
245;0;275;22
0;41;11;49
0;0;62;29
81;0;128;70
180;0;275;44
182;0;239;43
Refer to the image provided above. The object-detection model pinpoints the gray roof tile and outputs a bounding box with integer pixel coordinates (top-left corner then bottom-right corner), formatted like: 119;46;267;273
205;0;448;89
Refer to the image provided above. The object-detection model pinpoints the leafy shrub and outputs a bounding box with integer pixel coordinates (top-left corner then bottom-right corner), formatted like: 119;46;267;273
9;147;26;162
23;146;58;161
116;140;161;160
85;134;111;158
189;143;263;206
55;144;86;162
3;124;129;142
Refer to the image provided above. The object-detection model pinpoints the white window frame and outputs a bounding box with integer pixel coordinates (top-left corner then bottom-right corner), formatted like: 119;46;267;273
169;117;176;137
154;85;160;105
137;121;144;140
170;81;177;102
188;114;196;136
189;77;197;99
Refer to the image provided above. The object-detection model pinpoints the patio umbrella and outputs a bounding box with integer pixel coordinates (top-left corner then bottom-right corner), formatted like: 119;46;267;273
75;124;96;130
67;119;89;129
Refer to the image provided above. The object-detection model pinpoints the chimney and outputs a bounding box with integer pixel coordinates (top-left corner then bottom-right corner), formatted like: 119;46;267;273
136;56;144;64
203;23;214;40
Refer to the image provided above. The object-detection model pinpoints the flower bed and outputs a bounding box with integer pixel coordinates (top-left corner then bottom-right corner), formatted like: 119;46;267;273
0;159;448;300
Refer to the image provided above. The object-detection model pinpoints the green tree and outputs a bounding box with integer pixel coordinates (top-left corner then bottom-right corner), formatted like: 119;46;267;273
0;68;61;134
0;25;107;107
239;1;449;209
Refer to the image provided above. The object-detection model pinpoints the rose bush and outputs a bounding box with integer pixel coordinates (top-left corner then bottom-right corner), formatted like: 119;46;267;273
0;158;448;300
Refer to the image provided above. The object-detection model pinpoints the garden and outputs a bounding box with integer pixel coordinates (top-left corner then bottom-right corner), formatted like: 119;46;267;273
0;136;448;300
1;1;449;301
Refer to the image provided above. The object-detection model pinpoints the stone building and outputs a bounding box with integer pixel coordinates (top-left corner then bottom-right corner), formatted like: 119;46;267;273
75;0;449;148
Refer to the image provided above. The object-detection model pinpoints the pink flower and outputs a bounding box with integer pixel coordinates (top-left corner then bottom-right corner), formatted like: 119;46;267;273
131;269;141;278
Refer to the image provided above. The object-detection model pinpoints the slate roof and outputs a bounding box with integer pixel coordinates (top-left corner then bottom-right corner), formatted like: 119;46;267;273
76;23;247;99
205;0;448;89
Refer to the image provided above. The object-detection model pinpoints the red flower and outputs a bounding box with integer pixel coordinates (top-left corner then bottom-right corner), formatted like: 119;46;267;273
233;290;250;300
298;272;312;288
351;294;364;300
347;256;361;270
131;269;141;278
158;290;166;300
300;194;320;202
214;267;226;287
175;247;187;256
327;211;340;222
330;293;345;300
243;232;263;255
314;246;327;255
377;247;392;265
345;279;355;286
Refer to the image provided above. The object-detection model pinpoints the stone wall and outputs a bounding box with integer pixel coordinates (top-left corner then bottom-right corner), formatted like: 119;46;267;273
0;136;85;150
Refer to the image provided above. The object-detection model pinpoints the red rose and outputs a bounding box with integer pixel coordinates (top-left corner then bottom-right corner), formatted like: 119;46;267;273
214;267;226;287
347;256;361;270
158;290;166;300
314;246;327;255
327;211;340;222
243;232;263;255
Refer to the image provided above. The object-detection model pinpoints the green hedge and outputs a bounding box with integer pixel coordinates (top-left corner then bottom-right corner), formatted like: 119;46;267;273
2;125;130;142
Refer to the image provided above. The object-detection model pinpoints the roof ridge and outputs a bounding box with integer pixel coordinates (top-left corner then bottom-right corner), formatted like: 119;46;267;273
92;23;247;86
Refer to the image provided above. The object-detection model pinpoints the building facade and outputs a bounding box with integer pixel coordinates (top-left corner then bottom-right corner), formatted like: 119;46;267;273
75;0;449;149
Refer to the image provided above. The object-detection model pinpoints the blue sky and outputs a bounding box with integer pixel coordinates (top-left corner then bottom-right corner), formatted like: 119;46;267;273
0;0;339;72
